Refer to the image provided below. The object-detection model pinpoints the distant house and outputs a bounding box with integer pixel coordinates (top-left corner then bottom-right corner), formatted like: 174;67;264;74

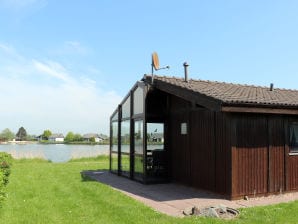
48;134;64;142
36;135;43;141
83;133;103;142
149;133;164;142
99;134;109;141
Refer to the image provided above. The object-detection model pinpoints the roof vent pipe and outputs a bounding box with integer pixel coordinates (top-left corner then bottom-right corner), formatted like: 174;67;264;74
270;83;274;91
183;62;189;82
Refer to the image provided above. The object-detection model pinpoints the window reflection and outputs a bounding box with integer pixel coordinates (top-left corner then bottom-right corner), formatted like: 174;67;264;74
290;122;298;152
111;112;118;121
134;120;143;154
121;120;130;176
147;123;164;151
133;87;143;115
111;152;118;172
134;120;144;179
122;96;130;119
111;121;118;152
146;123;166;178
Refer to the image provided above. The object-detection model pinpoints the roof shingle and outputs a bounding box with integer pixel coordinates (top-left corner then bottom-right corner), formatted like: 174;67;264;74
146;75;298;107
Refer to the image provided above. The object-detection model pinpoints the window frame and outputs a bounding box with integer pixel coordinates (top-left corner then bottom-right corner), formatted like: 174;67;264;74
289;121;298;155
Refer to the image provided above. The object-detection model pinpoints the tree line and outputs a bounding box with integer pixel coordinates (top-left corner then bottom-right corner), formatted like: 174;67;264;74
0;127;108;143
0;127;30;141
41;130;85;142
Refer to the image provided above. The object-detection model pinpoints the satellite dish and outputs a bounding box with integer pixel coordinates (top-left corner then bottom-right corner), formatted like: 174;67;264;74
152;52;160;70
150;52;169;84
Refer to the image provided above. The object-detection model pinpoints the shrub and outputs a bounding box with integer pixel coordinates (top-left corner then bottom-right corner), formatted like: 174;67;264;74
0;171;5;203
0;152;13;185
0;152;12;205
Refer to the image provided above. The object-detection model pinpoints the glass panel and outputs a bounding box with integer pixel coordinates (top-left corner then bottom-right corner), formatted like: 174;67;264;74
111;121;118;152
122;96;131;119
290;123;298;152
111;152;118;172
111;111;118;121
135;120;143;154
134;120;143;179
120;154;130;175
121;120;130;176
133;87;144;115
121;120;130;153
146;123;166;179
147;123;164;151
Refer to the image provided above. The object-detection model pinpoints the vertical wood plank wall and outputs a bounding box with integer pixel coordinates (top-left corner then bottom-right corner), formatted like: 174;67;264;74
287;156;298;191
215;113;232;195
169;95;232;196
167;94;298;198
231;115;269;197
231;115;291;198
170;112;190;185
189;110;215;191
268;117;285;193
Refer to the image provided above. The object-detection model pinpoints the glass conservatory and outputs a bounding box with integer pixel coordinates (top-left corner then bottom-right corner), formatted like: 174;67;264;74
110;81;168;183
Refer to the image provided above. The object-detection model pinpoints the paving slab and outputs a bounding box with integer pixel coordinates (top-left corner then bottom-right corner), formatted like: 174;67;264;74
82;170;298;217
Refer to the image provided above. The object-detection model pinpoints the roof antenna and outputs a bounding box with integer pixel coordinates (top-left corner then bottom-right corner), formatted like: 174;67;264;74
151;52;170;84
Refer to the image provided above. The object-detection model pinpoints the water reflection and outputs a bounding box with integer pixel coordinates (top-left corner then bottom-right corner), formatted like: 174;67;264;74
0;143;109;162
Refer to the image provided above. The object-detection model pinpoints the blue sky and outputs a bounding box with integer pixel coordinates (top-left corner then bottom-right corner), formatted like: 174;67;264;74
1;0;298;135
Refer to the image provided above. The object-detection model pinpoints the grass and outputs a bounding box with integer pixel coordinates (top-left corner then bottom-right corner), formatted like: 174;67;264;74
0;157;297;224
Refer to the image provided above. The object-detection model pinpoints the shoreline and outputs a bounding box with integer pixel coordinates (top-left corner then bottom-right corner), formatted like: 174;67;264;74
0;141;37;145
0;141;109;146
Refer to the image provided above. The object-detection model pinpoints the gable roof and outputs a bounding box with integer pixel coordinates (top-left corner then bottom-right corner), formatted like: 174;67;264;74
143;75;298;113
49;133;64;138
83;133;108;140
83;133;100;139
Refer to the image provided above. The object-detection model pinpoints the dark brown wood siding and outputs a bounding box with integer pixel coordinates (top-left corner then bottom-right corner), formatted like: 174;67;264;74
287;155;298;191
215;113;232;195
268;116;285;193
169;95;232;196
163;91;298;198
231;115;287;198
189;110;215;191
170;112;190;185
231;115;268;198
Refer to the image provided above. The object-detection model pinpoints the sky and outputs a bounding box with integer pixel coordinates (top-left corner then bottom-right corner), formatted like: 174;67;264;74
1;0;298;135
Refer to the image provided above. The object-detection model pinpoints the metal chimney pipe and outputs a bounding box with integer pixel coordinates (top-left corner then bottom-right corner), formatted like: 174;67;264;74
270;83;274;91
183;62;189;82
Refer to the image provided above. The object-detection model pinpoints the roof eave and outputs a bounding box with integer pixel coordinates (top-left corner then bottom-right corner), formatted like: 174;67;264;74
221;102;298;115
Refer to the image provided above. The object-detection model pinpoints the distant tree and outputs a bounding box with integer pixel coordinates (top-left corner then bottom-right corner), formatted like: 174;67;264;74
65;132;75;142
26;134;37;141
16;127;27;141
73;133;83;142
0;128;15;141
42;130;52;140
90;137;96;143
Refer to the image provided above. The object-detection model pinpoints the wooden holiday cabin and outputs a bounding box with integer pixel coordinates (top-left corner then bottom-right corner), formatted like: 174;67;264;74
110;74;298;199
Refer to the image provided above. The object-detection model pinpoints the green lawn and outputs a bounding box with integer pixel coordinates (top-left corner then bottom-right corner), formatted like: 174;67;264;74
0;156;298;224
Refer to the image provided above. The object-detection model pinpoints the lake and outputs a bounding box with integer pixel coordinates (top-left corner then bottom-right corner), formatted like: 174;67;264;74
0;143;109;162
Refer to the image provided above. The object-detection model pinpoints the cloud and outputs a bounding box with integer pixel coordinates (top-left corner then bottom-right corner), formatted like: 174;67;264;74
0;43;23;60
0;43;14;54
0;43;122;135
32;59;73;83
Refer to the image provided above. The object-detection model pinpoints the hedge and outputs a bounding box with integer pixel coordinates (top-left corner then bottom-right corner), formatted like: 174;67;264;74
0;152;12;204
